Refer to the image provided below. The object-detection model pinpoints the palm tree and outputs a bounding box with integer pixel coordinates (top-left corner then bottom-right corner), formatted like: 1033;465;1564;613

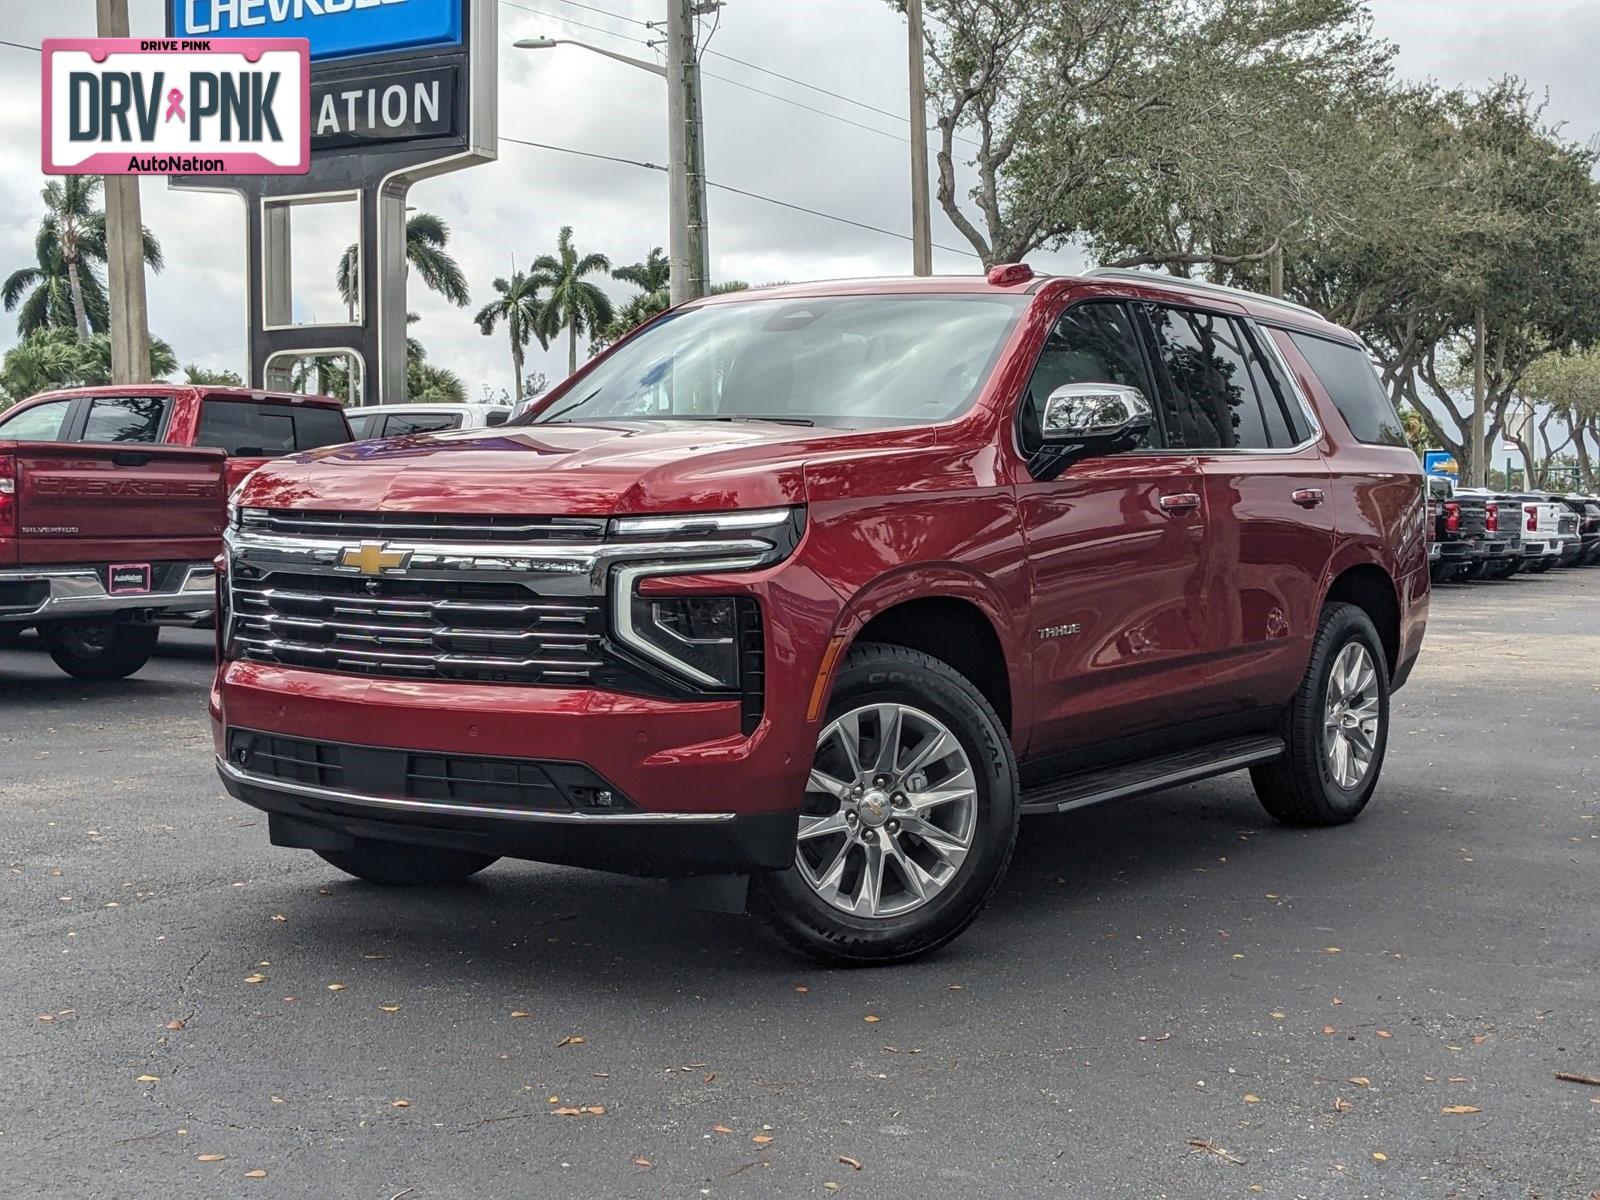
473;271;546;403
612;246;669;297
532;227;614;377
184;364;244;386
337;212;470;319
3;238;106;337
1;178;163;340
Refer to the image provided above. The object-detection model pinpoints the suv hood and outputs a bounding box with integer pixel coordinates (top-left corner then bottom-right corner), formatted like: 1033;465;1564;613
241;420;930;516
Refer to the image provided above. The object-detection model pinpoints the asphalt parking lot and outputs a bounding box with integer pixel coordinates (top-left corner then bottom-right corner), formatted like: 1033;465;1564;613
3;571;1597;1200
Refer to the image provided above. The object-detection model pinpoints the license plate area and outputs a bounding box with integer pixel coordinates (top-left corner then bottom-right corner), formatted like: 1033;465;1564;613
108;563;152;595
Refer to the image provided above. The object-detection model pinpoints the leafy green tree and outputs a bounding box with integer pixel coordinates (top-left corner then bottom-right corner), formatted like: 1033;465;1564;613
473;270;546;404
0;327;176;397
532;227;614;377
612;246;670;297
1518;350;1600;490
184;364;244;387
337;211;470;319
1;178;162;339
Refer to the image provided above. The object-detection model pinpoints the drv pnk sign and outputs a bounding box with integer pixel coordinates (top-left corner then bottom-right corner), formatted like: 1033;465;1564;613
171;0;463;61
42;39;309;175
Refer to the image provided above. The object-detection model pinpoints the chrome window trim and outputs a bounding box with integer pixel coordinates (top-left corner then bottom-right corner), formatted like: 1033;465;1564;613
218;757;737;824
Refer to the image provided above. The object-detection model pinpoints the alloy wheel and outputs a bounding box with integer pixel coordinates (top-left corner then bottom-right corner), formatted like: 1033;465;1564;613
1323;642;1380;789
796;703;978;919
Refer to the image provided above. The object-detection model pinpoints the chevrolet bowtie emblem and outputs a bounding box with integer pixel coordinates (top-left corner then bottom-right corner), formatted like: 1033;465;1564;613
338;541;412;576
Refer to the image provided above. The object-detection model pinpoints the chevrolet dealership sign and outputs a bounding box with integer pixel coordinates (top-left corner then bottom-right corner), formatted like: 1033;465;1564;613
172;0;463;60
42;39;309;175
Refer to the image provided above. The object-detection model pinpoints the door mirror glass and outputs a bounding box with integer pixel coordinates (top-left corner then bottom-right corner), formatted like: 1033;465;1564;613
1040;383;1153;445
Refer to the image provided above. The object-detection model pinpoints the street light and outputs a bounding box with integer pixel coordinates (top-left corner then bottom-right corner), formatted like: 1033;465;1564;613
516;24;708;305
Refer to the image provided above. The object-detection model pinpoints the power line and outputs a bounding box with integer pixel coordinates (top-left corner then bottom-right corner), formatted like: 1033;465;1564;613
500;132;977;259
0;38;41;52
701;70;906;143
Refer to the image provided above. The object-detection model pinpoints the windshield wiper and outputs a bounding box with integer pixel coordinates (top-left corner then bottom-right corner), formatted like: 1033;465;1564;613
677;415;816;427
537;386;605;424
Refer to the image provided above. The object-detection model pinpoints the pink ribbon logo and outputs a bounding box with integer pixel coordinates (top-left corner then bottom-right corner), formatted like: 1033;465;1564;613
164;88;185;123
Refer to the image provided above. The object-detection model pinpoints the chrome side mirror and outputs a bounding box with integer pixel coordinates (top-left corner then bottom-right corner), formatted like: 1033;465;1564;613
1040;383;1153;442
1028;383;1153;482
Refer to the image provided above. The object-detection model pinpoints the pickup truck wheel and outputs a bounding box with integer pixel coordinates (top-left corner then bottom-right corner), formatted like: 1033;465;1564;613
1428;562;1455;585
1251;603;1389;827
42;621;159;681
317;841;498;886
750;643;1019;965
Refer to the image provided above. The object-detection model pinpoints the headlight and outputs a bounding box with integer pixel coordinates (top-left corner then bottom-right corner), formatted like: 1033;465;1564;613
607;507;803;689
225;482;249;530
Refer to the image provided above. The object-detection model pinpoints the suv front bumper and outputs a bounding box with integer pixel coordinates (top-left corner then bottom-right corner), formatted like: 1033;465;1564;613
211;661;815;875
0;562;214;625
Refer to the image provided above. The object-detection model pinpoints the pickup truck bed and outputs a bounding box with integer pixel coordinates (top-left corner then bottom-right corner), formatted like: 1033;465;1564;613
1;440;226;677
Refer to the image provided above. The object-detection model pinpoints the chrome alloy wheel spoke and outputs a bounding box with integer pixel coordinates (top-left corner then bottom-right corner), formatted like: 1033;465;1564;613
1323;642;1379;790
797;702;980;919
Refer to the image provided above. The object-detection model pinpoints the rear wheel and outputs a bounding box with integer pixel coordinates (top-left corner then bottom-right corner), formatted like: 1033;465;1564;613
1460;560;1488;581
1252;603;1389;827
42;621;159;681
317;840;498;886
1529;557;1554;574
750;643;1019;965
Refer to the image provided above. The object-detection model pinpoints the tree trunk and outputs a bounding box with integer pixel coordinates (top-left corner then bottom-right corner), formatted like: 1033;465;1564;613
1574;418;1596;491
568;322;578;378
510;333;523;405
66;255;90;340
1469;307;1487;487
1267;243;1284;299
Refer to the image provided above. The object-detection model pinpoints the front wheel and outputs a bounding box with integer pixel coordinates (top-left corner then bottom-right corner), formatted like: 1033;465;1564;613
749;643;1020;965
1252;602;1390;827
317;840;498;886
42;621;159;681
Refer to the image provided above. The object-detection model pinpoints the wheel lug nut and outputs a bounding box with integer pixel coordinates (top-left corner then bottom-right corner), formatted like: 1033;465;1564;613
886;820;899;833
891;793;906;806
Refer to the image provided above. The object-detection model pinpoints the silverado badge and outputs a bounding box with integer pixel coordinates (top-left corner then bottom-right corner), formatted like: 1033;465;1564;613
338;541;412;576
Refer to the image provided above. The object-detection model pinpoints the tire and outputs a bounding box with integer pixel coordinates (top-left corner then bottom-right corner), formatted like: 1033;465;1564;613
1460;560;1488;581
1529;558;1553;574
1251;602;1390;827
0;625;24;650
317;840;498;886
42;621;159;681
749;643;1020;965
1428;562;1455;585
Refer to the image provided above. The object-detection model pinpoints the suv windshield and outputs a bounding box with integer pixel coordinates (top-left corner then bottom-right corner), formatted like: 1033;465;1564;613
527;294;1027;430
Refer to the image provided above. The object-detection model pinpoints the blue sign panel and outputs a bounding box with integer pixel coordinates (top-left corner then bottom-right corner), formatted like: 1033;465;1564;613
172;0;462;62
1423;450;1459;480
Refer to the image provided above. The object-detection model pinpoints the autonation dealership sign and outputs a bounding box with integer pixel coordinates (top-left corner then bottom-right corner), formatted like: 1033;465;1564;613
171;0;463;61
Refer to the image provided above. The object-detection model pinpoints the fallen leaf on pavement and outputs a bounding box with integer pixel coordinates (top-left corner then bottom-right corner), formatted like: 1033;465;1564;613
1555;1071;1600;1087
244;1169;267;1178
1349;1077;1370;1087
752;1134;774;1145
1325;947;1342;954
326;983;346;992
1243;1095;1262;1104
1137;1033;1172;1042
391;1099;411;1108
863;1015;880;1024
197;1154;226;1163
1270;1011;1285;1021
632;1157;652;1169
136;1074;159;1083
510;1011;531;1019
1333;1097;1351;1113
712;1125;733;1134
1376;1030;1393;1039
793;985;808;993
1322;1026;1338;1035
839;1155;863;1170
243;974;266;984
1448;1076;1468;1084
1185;1139;1244;1165
1372;1152;1388;1162
1440;1105;1480;1114
271;914;286;923
379;1005;400;1013
556;1035;585;1048
165;1019;185;1031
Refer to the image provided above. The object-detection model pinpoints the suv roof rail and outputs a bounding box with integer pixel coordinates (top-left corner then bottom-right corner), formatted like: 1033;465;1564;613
1080;267;1327;322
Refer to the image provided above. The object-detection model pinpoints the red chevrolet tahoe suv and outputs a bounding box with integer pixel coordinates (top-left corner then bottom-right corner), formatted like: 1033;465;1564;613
213;267;1428;964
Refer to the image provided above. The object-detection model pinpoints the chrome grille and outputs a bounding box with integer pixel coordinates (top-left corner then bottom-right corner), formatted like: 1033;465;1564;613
240;508;607;543
230;569;605;684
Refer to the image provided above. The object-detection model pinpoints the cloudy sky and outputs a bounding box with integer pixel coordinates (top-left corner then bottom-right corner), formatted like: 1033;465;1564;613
2;0;1599;398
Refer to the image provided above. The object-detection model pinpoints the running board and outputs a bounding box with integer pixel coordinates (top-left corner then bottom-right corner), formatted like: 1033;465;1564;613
1019;735;1285;816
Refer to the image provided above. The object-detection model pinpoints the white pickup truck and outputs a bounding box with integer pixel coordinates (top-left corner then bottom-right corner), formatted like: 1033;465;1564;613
1506;494;1567;573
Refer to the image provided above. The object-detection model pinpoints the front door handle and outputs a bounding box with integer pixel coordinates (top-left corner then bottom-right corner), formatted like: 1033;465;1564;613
1291;488;1326;508
1158;492;1201;514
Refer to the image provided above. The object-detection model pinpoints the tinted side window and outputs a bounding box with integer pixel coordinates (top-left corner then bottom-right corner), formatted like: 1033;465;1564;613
346;413;378;439
382;412;461;436
79;396;168;444
0;399;73;440
195;401;296;456
1020;302;1154;454
292;406;351;450
484;409;509;427
1137;305;1272;450
1288;332;1406;447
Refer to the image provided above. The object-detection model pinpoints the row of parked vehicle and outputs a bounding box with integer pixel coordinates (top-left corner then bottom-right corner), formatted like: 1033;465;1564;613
1425;476;1600;583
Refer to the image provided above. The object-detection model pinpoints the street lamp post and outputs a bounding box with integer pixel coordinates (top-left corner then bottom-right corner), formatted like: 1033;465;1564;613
516;31;709;304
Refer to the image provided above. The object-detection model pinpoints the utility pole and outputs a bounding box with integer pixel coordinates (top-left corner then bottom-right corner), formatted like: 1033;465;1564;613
95;0;153;383
666;0;711;304
906;0;932;277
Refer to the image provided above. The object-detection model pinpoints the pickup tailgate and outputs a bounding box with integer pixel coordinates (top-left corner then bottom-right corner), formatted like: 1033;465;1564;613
1;441;227;567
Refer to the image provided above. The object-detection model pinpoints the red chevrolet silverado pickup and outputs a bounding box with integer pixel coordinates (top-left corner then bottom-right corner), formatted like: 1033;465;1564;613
0;385;350;679
214;268;1428;963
